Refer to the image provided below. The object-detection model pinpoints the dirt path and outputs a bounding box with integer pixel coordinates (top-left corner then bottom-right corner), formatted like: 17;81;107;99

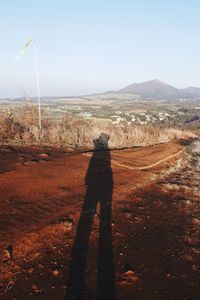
0;139;199;299
84;146;186;170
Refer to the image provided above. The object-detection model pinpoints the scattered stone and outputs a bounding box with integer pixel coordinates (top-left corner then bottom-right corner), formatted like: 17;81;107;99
17;156;25;161
120;270;139;285
115;232;124;238
124;212;132;219
32;284;42;293
28;268;34;274
57;217;73;229
138;206;145;210
38;153;49;159
186;200;192;206
193;218;200;225
51;269;60;277
192;264;198;271
133;216;143;223
32;252;41;259
1;245;13;262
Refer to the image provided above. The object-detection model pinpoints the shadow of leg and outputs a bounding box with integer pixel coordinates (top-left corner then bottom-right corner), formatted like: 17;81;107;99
97;191;116;300
67;189;97;299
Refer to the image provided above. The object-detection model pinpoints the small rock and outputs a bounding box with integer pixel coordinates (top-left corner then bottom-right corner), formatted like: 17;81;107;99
58;217;73;229
28;268;34;274
18;156;25;161
193;218;200;224
121;270;139;284
32;284;42;293
133;216;143;223
38;153;49;159
192;264;198;271
124;212;132;219
1;245;13;262
32;252;40;259
51;269;59;277
186;200;192;205
115;232;124;238
124;270;135;276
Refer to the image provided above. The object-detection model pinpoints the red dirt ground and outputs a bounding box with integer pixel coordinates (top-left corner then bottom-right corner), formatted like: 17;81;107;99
0;139;199;299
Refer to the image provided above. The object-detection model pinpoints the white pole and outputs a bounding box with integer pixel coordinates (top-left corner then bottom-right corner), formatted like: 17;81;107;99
33;42;42;130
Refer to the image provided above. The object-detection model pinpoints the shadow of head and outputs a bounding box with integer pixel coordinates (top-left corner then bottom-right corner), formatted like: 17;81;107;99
93;133;110;150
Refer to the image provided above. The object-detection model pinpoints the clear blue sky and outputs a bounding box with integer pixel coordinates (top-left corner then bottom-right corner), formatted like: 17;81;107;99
0;0;200;97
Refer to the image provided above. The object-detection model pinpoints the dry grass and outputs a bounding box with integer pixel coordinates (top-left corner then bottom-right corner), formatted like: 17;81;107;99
0;103;196;149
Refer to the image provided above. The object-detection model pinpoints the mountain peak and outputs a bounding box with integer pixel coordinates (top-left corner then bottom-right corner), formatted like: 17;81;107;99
119;79;177;98
119;80;200;99
151;79;164;83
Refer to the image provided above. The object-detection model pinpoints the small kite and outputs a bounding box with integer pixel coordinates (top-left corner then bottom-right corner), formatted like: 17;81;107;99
14;37;35;60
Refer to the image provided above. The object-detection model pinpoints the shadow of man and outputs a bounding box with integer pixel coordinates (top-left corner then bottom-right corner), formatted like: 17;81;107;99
66;133;116;300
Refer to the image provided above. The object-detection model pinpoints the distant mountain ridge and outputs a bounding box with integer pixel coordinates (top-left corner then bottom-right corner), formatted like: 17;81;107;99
119;79;200;99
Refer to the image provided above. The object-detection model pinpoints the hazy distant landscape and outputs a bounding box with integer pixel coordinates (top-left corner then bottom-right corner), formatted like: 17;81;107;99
1;80;200;127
